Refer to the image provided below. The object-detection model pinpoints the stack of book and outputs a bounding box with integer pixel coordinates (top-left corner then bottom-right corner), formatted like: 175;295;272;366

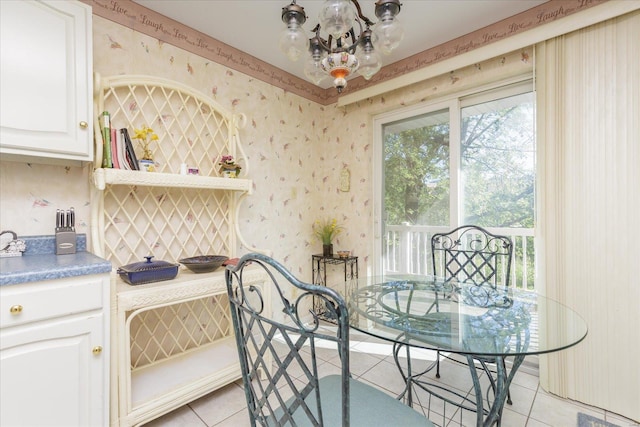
99;111;140;170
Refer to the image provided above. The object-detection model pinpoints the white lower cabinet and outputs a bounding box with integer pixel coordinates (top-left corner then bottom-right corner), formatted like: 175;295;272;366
0;275;109;426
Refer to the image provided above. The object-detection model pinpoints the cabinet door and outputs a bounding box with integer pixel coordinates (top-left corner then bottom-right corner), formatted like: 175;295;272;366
0;314;106;426
0;0;93;163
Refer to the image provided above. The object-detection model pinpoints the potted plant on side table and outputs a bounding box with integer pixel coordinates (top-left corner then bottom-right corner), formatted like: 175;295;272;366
313;218;343;257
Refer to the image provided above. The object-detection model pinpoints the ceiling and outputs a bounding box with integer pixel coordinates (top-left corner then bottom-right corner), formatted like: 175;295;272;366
132;0;546;89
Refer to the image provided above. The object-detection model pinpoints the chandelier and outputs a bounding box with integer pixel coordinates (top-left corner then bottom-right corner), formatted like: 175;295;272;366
279;0;403;93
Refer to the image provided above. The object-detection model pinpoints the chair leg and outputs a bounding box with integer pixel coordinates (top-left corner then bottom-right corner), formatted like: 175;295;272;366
435;350;441;378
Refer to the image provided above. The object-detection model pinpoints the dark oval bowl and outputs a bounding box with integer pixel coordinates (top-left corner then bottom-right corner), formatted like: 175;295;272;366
179;255;229;273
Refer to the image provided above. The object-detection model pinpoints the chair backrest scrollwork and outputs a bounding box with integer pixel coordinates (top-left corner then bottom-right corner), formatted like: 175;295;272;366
431;225;514;288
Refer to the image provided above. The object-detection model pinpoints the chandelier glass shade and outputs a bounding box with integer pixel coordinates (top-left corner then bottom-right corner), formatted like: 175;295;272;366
280;0;403;93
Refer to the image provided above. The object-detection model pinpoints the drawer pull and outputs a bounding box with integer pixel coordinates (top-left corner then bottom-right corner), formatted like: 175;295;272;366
92;346;103;355
9;305;23;315
79;121;88;129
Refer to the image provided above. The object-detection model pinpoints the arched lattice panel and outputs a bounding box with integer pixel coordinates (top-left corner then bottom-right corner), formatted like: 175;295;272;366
96;75;241;175
92;75;248;265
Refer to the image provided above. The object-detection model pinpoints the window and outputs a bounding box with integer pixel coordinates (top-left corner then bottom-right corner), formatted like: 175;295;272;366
374;80;536;288
382;107;451;226
460;88;535;228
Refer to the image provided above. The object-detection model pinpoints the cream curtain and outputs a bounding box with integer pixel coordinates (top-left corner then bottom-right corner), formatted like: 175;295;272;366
536;10;640;421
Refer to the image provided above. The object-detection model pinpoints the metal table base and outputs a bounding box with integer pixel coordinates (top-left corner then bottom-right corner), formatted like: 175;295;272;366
393;341;524;427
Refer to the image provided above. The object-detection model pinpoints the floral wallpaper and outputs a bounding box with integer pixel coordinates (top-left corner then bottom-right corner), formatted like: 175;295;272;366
0;162;92;237
0;13;532;286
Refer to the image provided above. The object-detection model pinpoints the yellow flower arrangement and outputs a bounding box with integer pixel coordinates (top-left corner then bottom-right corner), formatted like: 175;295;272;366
313;218;343;245
132;125;159;160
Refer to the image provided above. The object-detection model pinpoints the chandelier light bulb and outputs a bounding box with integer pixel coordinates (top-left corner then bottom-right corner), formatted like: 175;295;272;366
358;49;381;80
279;23;309;62
373;13;404;55
318;0;356;39
304;57;327;85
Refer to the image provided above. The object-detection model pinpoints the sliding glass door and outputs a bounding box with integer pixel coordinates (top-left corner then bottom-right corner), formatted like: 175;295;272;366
374;81;536;288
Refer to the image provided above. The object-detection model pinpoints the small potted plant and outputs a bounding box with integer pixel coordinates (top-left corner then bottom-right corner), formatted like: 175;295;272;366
313;218;343;257
133;125;159;172
218;155;241;178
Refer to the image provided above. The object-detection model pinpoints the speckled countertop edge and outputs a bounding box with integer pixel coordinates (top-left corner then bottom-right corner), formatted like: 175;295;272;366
0;235;111;286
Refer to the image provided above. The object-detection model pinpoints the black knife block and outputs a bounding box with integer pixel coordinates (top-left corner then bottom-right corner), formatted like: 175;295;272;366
55;230;76;255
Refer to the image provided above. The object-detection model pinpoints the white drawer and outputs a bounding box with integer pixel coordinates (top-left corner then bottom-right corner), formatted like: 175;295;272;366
0;275;106;328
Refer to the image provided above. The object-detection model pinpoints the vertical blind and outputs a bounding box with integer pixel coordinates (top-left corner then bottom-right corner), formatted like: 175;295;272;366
536;10;640;422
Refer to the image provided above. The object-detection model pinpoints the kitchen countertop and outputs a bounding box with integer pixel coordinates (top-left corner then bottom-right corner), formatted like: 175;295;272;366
0;235;111;286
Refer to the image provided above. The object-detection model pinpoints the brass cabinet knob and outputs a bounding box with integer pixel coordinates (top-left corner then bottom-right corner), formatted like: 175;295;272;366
92;346;103;355
79;121;88;129
9;305;23;315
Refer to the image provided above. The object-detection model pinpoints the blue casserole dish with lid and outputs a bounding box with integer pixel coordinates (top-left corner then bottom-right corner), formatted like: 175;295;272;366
117;256;179;285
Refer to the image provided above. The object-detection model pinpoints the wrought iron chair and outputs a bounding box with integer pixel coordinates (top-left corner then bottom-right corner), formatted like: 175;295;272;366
431;225;514;404
225;253;433;427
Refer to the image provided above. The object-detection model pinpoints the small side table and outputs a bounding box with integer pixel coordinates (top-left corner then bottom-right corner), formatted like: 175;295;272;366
311;254;358;320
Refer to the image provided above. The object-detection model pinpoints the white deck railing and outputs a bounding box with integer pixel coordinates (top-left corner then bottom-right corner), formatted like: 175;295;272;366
383;225;536;291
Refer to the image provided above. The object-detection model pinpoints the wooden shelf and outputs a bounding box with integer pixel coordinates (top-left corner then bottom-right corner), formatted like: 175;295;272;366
127;338;240;425
93;168;252;193
114;266;267;426
115;267;264;310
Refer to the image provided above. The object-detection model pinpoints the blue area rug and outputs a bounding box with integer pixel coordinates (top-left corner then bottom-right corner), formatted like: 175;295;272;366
577;412;621;427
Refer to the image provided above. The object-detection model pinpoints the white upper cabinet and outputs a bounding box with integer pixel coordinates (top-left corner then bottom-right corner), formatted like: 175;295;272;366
0;0;93;164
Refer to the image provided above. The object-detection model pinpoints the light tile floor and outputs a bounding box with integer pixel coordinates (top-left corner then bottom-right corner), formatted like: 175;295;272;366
144;331;637;427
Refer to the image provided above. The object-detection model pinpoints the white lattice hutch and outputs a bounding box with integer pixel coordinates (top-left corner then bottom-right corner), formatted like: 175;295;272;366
90;75;267;426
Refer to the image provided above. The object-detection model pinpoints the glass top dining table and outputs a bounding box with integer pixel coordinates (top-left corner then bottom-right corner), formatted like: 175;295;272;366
345;275;588;426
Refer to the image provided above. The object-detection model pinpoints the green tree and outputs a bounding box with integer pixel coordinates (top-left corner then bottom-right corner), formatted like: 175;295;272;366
384;117;450;225
384;96;534;229
460;102;535;228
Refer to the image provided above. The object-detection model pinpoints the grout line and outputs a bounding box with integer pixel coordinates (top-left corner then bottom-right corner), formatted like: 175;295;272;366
210;408;247;427
185;403;209;427
524;381;540;426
